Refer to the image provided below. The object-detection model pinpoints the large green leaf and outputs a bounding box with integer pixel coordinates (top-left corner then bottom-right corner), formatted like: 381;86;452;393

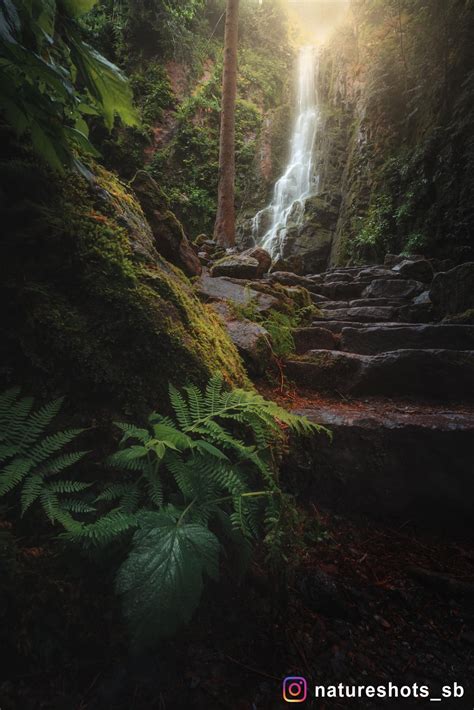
68;35;138;129
61;0;97;17
116;512;219;648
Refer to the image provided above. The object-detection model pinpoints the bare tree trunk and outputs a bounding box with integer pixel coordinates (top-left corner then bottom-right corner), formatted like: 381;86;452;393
214;0;239;248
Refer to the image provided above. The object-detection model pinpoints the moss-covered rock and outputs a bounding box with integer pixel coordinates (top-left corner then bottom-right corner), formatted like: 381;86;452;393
0;158;246;417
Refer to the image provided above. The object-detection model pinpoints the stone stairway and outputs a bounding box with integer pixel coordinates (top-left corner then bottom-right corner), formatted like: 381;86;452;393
278;263;474;526
283;263;474;399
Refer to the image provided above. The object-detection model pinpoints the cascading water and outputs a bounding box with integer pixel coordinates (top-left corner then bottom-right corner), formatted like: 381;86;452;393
252;45;320;258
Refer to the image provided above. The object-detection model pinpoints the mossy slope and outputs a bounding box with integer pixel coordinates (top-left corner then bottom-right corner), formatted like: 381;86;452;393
0;157;246;416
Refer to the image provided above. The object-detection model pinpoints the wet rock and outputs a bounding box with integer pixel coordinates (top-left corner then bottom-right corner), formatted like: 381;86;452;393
312;320;403;333
357;267;400;280
414;290;431;305
319;281;372;299
240;247;271;277
210;303;272;376
276;193;337;274
196;272;280;313
210;254;260;279
287;401;474;523
340;325;474;355
384;253;425;268
398;301;435;323
130;170;202;277
323;271;355;283
314;306;398;323
349;298;405;308
268;271;324;293
392;258;434;283
430;262;474;316
320;300;350;310
293;327;338;354
285;349;474;400
363;278;424;299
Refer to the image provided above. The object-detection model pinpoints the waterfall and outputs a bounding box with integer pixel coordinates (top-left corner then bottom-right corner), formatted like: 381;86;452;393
252;45;320;258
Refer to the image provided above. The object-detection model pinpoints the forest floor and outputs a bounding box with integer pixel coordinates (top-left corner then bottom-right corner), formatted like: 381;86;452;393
2;498;474;709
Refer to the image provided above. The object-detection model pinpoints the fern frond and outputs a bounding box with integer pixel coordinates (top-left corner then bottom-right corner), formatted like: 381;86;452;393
39;451;89;477
18;398;64;450
168;384;191;429
96;482;137;502
29;429;85;464
0;457;33;496
114;422;151;444
60;498;96;514
46;480;93;494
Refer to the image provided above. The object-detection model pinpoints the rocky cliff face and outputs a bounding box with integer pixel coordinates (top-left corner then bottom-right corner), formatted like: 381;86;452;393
257;1;474;274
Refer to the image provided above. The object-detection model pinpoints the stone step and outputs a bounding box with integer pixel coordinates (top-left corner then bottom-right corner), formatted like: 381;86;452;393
284;349;474;400
348;297;406;308
363;278;424;300
317;300;349;310
293;327;339;354
340;325;474;355
284;399;474;525
311;321;404;333
318;281;372;299
314;306;398;323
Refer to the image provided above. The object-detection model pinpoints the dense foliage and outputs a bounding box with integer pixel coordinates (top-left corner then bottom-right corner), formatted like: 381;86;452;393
0;0;137;173
86;0;293;236
0;377;324;648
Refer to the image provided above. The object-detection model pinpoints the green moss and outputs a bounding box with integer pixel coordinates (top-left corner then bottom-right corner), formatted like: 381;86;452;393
0;159;246;417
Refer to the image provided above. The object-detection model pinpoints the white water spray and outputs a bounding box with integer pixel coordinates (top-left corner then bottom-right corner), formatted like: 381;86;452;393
252;45;320;258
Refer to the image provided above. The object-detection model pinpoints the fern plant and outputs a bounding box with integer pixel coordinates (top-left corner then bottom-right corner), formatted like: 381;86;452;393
114;377;328;647
66;375;326;647
0;379;328;650
0;388;90;527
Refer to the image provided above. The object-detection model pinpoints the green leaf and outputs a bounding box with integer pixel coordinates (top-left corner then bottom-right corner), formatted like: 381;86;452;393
116;512;219;648
64;126;100;156
193;440;229;461
68;35;138;129
60;0;98;17
30;124;64;173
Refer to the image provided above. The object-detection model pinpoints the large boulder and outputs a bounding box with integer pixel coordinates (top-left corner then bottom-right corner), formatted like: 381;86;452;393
240;246;271;276
430;262;474;316
210;254;260;279
392;259;434;283
210;303;272;377
265;193;338;274
130;171;202;277
0;161;246;415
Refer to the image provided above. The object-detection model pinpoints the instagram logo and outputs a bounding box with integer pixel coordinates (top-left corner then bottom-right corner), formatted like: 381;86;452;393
283;676;308;703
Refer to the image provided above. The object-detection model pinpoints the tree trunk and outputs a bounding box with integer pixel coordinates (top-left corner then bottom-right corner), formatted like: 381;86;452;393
214;0;239;248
